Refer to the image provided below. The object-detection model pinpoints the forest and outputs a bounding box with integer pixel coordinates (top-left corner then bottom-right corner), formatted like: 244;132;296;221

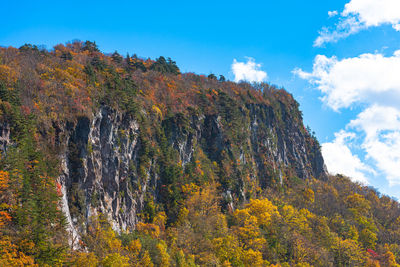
0;41;400;266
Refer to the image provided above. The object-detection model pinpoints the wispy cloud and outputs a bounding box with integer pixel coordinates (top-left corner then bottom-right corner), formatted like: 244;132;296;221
328;10;338;18
232;58;267;83
315;0;400;46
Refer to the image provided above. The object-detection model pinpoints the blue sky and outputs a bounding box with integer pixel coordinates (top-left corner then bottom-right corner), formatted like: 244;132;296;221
2;0;400;199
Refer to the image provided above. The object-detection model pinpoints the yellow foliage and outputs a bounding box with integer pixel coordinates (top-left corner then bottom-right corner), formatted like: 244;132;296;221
381;249;400;267
115;67;125;74
102;227;123;251
67;252;99;267
232;209;266;250
241;248;265;267
154;211;167;233
295;263;312;267
136;222;160;238
127;239;141;255
366;258;381;267
177;207;189;225
140;250;154;267
244;198;280;226
345;193;371;215
125;239;142;265
214;234;267;266
359;228;377;249
280;205;313;236
213;235;241;265
157;240;170;267
185;184;221;217
65;64;84;79
84;216;124;258
174;250;197;267
347;224;359;241
232;198;281;255
0;65;18;87
102;253;130;267
181;183;200;194
332;237;366;266
302;188;315;203
152;105;163;118
0;237;36;266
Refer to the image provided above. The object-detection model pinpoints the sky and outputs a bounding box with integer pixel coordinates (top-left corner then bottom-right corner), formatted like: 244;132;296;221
1;0;400;199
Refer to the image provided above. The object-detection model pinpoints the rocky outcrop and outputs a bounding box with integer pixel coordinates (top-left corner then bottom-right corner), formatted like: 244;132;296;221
27;101;327;242
248;103;327;186
58;107;144;245
0;121;10;153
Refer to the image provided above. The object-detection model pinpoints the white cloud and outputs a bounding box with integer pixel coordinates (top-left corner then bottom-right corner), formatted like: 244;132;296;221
349;105;400;185
393;24;400;31
293;50;400;111
321;130;372;184
322;105;400;186
314;17;365;47
328;10;338;18
343;0;400;27
315;0;400;46
296;50;400;187
232;58;267;83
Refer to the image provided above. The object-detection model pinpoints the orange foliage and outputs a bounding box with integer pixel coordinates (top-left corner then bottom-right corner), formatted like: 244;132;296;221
0;170;11;228
0;238;36;266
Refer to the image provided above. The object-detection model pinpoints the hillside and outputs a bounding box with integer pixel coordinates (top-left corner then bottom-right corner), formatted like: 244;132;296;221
0;41;399;266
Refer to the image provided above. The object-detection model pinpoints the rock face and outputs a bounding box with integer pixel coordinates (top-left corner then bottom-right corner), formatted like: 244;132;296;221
247;103;327;184
58;107;143;243
52;100;326;241
0;45;328;248
0;122;10;153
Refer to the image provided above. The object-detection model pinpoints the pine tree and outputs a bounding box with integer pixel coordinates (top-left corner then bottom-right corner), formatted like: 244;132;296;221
6;124;67;265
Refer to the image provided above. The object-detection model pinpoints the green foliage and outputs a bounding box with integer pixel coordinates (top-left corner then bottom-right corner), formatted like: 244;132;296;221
150;56;180;75
61;51;73;61
133;61;147;72
111;51;123;63
84;63;96;84
19;43;40;52
0;82;20;106
208;73;217;80
1;119;67;265
101;67;138;114
0;42;399;266
82;40;100;53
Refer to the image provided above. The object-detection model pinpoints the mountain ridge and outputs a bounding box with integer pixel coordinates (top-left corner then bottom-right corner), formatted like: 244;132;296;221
0;41;399;266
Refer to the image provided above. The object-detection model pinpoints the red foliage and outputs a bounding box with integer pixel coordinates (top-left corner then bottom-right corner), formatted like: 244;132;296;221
367;248;379;258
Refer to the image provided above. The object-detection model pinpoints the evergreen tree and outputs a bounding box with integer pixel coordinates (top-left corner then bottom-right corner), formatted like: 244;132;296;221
111;51;123;63
150;56;180;75
82;41;100;53
208;73;217;80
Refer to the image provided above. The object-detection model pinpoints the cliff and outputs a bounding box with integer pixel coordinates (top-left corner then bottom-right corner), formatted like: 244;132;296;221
0;42;326;245
3;42;400;267
53;95;326;240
